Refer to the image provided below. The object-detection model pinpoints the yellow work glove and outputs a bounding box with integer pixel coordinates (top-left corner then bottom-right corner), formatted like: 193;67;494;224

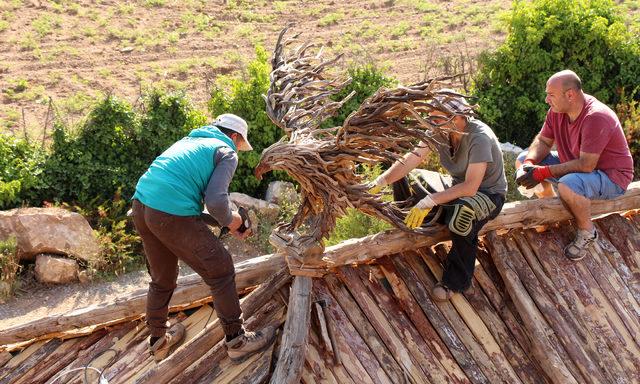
404;195;437;229
367;175;387;194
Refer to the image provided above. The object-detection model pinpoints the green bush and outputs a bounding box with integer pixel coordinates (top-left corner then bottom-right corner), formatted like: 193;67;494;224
617;98;640;180
473;0;640;147
64;191;144;276
0;236;19;302
322;64;397;129
325;164;392;245
0;134;45;210
208;46;282;196
39;91;205;205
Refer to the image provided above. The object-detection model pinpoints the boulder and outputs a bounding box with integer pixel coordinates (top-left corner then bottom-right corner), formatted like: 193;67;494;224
35;254;79;284
265;181;299;206
0;207;101;263
500;142;524;155
230;193;280;221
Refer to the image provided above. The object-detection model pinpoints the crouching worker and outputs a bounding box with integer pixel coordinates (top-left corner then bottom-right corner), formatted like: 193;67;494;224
368;91;507;301
131;114;276;363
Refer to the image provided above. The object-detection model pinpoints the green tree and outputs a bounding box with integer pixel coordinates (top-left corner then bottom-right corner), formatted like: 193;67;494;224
473;0;640;147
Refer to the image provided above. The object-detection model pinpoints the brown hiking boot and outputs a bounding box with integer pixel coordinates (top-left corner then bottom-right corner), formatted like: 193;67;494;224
149;322;186;362
432;282;455;302
226;325;277;364
564;228;598;261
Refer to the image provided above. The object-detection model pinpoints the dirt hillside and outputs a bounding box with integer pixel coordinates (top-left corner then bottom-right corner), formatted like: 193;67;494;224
0;0;513;138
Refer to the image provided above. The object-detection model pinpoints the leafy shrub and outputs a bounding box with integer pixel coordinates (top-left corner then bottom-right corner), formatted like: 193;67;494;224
63;191;144;276
0;236;19;302
39;91;205;205
325;165;392;246
208;46;281;196
473;0;640;147
0;133;45;209
322;64;396;129
617;98;640;180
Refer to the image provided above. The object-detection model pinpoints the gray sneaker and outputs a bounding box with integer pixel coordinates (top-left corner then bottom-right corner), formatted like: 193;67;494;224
564;228;598;261
149;322;186;361
225;325;277;364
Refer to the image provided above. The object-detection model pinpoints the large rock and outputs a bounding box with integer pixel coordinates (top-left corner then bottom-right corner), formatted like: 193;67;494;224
0;207;101;263
265;181;299;206
229;193;280;221
35;254;79;284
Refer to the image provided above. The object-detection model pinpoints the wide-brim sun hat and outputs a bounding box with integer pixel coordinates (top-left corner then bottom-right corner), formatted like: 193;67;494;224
213;113;253;151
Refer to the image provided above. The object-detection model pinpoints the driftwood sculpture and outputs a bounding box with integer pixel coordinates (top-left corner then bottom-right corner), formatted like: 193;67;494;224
255;26;476;271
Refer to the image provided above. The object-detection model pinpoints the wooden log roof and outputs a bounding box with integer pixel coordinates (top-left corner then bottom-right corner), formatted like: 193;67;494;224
1;208;639;384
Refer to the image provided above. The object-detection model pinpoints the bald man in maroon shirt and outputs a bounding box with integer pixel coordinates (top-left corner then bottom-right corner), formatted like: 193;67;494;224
515;70;634;261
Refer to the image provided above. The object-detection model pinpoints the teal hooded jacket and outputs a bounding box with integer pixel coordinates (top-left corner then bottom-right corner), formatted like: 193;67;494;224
133;126;237;216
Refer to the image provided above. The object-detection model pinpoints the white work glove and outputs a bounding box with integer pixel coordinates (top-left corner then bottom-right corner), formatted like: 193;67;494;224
367;175;387;194
405;195;437;229
415;194;436;210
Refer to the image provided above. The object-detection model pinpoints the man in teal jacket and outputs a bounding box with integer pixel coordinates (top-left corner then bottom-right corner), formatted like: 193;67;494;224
132;114;275;363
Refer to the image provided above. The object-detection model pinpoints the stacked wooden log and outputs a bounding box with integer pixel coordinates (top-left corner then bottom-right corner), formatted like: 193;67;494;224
1;210;640;383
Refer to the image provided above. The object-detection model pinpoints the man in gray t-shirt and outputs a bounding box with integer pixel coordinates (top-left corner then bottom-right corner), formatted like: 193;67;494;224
368;91;506;301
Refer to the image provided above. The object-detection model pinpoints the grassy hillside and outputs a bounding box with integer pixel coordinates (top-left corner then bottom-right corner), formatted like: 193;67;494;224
0;0;518;139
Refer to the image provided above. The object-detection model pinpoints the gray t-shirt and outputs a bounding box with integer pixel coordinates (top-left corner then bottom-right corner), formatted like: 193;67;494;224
434;118;507;195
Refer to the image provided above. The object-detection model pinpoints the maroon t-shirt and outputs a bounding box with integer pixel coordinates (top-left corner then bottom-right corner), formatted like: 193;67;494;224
540;94;634;189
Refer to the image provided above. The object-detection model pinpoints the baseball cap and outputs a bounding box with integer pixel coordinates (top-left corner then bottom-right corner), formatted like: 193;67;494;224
213;113;253;151
430;88;475;116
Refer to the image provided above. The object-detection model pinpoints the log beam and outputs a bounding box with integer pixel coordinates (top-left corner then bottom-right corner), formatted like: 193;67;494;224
319;181;640;270
0;253;285;347
270;276;313;384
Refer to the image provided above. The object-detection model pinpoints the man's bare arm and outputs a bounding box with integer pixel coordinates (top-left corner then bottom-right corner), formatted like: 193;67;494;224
549;152;599;178
523;134;554;164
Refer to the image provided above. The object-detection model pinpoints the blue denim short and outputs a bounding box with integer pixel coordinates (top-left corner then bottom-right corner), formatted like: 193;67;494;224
517;150;625;200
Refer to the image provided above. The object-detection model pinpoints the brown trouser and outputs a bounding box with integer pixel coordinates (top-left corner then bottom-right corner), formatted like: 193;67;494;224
131;200;243;337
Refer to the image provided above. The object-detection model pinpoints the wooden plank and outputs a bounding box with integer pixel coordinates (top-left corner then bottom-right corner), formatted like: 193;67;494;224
136;267;291;384
13;330;106;384
0;339;63;383
594;215;640;306
322;274;406;384
505;231;629;384
353;264;454;384
0;253;285;346
306;332;352;384
56;321;139;384
0;352;11;369
484;231;579;384
499;233;609;383
112;307;215;384
0;340;47;377
270;276;313;384
518;229;640;383
425;246;542;384
460;246;538;369
402;253;505;384
173;300;285;384
335;266;429;384
314;279;394;384
391;255;489;384
210;302;284;384
312;302;335;362
378;258;470;384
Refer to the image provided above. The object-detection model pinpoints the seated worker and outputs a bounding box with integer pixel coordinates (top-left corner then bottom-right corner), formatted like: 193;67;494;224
368;91;507;301
515;70;633;261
